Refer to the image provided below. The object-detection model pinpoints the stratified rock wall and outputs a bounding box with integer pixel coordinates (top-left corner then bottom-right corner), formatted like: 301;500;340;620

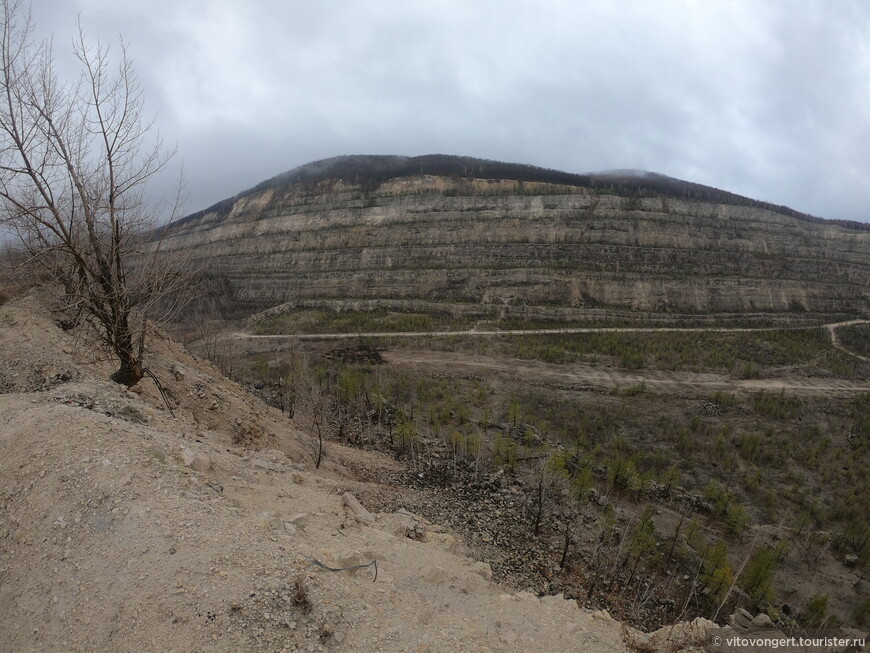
161;174;870;320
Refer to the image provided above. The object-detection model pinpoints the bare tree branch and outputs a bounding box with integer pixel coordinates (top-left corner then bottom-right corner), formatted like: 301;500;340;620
0;0;187;387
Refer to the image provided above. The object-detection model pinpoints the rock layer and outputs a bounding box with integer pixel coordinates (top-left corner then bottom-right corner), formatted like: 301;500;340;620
161;158;870;321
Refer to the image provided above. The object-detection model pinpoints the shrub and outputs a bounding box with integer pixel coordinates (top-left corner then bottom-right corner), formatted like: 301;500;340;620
620;349;645;369
800;593;829;629
752;389;802;420
740;546;779;609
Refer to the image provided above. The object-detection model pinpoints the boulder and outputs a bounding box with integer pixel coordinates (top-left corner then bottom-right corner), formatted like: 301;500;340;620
180;448;211;472
729;607;753;629
646;617;717;651
751;613;775;629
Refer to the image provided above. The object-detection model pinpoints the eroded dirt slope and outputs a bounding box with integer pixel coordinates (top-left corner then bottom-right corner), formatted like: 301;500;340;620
7;293;854;652
0;293;722;652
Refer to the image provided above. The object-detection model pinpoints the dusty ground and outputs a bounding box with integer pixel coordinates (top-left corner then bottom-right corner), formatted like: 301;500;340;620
0;292;730;652
3;293;867;652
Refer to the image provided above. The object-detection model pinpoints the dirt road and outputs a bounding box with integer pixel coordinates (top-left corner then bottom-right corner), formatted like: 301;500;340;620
235;325;819;340
230;320;870;397
381;349;870;397
234;319;868;345
827;319;870;363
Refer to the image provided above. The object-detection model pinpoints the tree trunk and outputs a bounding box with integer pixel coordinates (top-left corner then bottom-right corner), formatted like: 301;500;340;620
315;428;323;469
626;554;642;588
586;565;600;598
559;522;572;569
111;352;144;387
109;324;145;387
532;475;545;535
666;515;684;565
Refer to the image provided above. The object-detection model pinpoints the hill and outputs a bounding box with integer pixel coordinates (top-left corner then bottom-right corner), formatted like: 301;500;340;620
159;154;870;323
0;290;753;652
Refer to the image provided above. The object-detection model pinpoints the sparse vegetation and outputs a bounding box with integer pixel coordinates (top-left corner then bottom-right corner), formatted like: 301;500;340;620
838;323;870;358
216;320;870;629
156;153;870;632
291;575;312;614
254;308;451;335
351;326;867;378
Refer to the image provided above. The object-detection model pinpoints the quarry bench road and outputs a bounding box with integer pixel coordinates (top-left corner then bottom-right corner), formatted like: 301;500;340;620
229;320;870;397
232;319;869;345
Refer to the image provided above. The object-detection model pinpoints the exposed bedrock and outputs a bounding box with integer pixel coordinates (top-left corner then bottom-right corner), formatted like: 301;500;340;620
160;170;870;320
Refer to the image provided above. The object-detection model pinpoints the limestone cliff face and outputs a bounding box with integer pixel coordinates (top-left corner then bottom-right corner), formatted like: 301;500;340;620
161;161;870;320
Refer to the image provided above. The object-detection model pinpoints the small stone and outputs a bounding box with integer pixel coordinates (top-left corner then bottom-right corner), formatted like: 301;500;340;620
844;553;859;567
420;565;446;585
286;513;310;529
751;613;775;629
500;630;517;645
181;449;196;468
338;550;362;568
471;561;492;582
181;448;210;472
342;493;374;525
729;607;753;629
258;448;287;462
251;458;284;472
193;453;211;472
257;511;282;531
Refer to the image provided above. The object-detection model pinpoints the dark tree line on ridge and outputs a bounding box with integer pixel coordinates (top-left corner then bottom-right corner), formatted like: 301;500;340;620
170;154;869;232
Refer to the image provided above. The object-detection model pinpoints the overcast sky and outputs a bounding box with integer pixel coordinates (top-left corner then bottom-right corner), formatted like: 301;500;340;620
28;0;870;222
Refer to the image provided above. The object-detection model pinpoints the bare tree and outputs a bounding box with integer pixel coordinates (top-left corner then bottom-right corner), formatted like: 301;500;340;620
524;450;557;537
294;364;329;469
0;1;185;386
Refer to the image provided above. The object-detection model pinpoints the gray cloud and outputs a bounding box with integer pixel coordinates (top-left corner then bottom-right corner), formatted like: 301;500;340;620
27;0;870;222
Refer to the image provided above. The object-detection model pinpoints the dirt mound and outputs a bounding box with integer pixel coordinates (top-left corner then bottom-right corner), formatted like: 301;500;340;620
0;293;84;393
0;292;736;652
